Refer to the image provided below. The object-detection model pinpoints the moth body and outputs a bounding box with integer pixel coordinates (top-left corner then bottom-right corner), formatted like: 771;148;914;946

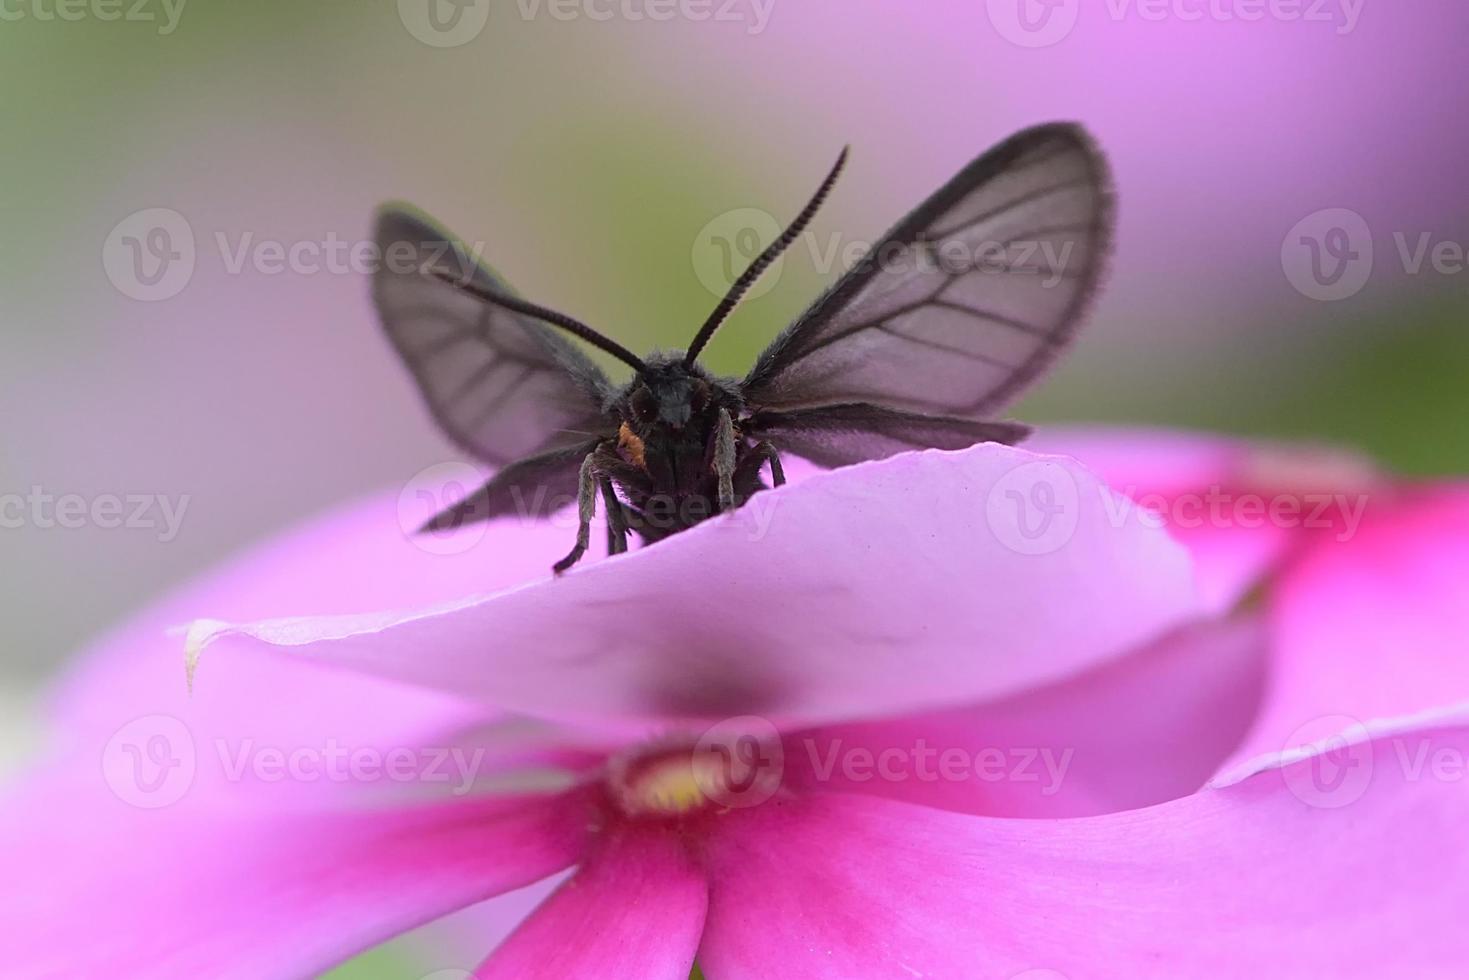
372;122;1113;573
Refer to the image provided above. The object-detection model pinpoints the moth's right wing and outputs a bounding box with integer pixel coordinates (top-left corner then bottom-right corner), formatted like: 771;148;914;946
373;207;616;467
743;123;1112;421
745;403;1029;468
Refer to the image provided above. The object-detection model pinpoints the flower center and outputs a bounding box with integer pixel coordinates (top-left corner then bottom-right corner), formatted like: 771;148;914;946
605;728;784;818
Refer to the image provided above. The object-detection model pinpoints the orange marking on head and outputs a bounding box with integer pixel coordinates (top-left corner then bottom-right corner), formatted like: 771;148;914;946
618;422;647;469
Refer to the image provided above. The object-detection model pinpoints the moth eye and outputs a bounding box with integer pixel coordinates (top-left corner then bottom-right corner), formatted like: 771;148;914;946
631;388;657;422
690;381;710;413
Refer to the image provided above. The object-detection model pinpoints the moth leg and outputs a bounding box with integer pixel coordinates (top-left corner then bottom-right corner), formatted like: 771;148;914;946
731;439;786;502
714;408;737;511
553;452;599;575
592;444;651;494
600;477;628;556
619;503;676;545
751;440;786;487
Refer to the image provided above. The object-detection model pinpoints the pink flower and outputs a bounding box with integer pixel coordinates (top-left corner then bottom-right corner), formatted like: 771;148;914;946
1034;426;1469;768
3;440;1467;977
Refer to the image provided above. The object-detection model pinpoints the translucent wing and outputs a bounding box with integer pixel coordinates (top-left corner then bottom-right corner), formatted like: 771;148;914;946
743;123;1112;418
745;403;1029;468
373;207;615;466
419;438;599;532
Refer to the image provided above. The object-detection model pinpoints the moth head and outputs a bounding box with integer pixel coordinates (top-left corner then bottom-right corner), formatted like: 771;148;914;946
626;361;716;433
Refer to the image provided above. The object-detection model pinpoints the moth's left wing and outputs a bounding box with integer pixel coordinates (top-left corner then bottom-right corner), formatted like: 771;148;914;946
373;207;615;467
743;123;1112;420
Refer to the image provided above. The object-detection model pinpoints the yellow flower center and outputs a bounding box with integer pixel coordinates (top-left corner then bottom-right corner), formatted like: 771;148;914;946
606;729;784;818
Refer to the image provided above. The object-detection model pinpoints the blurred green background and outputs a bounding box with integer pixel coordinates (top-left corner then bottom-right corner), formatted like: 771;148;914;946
2;1;1467;973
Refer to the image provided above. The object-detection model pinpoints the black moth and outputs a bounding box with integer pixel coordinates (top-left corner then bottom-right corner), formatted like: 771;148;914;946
373;122;1113;573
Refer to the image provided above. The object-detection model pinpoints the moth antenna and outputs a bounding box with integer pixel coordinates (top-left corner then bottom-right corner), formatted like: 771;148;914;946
684;146;850;366
425;268;648;373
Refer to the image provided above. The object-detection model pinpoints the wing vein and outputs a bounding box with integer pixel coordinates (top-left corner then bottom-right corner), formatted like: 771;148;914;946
929;176;1094;240
875;323;1019;368
469;363;538;431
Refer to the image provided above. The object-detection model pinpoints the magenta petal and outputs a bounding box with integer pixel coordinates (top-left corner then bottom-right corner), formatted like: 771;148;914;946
1168;519;1292;614
789;616;1266;817
190;445;1201;728
1224;488;1469;767
0;776;594;978
700;711;1469;979
373;873;571;978
477;825;706;978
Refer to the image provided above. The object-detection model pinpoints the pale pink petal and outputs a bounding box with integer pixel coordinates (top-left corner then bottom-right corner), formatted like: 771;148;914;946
1026;425;1247;498
478;825;706;978
0;771;595;978
45;492;580;761
787;617;1265;817
700;709;1469;979
1222;487;1469;768
189;445;1201;729
1032;426;1291;612
48;461;829;756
